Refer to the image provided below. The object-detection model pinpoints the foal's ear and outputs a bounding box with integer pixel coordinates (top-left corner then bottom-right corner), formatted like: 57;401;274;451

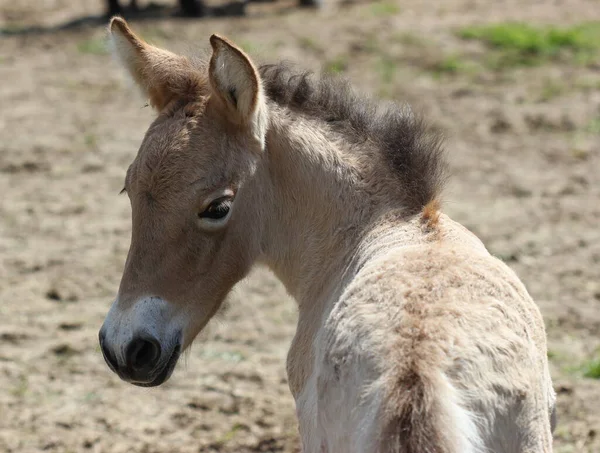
108;17;201;111
209;35;268;149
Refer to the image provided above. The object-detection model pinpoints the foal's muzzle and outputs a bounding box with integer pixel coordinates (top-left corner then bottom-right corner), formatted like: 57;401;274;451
99;329;181;387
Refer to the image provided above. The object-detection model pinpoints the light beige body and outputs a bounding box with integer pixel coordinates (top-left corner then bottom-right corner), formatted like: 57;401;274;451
288;215;555;453
100;18;555;453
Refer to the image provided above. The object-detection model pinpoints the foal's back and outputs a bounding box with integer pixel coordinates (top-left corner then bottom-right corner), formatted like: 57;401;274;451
314;214;554;453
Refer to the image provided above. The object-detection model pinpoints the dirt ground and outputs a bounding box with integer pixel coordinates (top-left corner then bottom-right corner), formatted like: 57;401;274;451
1;0;599;452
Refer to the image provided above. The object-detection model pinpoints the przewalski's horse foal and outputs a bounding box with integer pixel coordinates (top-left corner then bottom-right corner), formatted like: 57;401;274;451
99;17;555;453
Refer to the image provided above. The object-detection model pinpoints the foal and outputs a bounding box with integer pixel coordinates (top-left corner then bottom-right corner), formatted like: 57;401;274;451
99;17;555;453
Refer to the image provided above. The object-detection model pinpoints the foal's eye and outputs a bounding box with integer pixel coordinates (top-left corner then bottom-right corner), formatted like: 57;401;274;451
199;197;233;220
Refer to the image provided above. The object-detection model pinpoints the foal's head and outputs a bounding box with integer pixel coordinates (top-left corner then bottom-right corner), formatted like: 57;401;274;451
99;18;269;386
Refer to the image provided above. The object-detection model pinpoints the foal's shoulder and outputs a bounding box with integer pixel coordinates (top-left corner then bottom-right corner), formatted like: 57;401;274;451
331;214;545;362
346;212;535;316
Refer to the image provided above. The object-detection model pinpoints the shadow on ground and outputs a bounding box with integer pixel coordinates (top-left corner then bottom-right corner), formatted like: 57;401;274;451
0;1;255;36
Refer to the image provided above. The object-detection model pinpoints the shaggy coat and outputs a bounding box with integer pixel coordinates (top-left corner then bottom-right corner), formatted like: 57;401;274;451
99;17;556;453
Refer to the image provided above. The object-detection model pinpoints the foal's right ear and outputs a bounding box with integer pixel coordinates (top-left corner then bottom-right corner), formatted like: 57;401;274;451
208;35;268;149
108;17;201;111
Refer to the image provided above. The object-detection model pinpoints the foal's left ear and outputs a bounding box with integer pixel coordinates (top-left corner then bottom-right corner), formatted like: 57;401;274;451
209;35;268;149
108;17;201;111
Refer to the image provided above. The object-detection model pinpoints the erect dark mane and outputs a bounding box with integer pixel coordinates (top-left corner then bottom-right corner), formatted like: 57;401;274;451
259;63;448;214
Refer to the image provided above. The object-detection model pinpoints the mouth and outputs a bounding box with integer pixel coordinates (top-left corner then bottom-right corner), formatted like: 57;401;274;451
131;342;181;388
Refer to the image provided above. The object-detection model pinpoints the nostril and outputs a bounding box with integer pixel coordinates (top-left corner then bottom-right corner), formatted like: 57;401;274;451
134;341;157;368
99;334;119;373
126;337;161;371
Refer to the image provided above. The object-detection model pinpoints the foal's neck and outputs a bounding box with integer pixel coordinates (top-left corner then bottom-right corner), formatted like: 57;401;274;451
259;111;412;306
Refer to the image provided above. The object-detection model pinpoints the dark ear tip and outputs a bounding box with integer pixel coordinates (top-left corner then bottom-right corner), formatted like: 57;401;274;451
209;34;225;50
109;16;128;34
109;16;145;48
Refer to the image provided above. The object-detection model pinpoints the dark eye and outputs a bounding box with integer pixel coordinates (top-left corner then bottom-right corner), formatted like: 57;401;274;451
199;197;232;220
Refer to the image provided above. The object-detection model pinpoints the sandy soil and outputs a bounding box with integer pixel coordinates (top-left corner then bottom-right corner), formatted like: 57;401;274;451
1;0;599;452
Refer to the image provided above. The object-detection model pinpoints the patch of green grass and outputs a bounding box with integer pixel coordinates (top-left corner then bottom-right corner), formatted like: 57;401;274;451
358;35;379;54
0;23;27;34
84;134;98;149
140;27;171;44
430;54;472;75
215;423;248;446
370;1;400;16
365;36;379;53
555;442;577;453
375;56;397;98
200;349;245;363
570;147;590;160
538;78;567;101
459;22;600;68
77;37;108;55
377;56;397;85
84;392;100;402
574;77;600;92
234;39;260;55
437;55;464;73
546;349;574;365
584;116;600;134
428;54;480;78
393;32;427;47
298;36;323;54
10;374;28;397
324;56;348;74
582;358;600;379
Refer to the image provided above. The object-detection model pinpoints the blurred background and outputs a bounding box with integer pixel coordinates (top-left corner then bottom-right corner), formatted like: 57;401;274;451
0;0;599;452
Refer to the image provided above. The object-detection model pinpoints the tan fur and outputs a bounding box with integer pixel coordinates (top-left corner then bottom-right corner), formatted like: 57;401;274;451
208;34;268;148
422;199;441;229
102;19;555;453
108;17;210;110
